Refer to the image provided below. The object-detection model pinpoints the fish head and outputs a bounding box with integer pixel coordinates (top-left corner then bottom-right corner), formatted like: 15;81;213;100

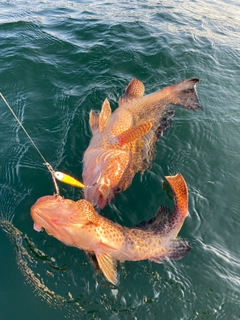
30;195;99;247
82;148;129;209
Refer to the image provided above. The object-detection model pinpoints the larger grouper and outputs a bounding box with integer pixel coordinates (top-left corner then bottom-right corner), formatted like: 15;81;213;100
82;78;201;209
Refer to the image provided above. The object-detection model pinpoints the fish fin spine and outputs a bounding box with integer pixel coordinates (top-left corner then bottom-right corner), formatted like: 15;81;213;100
89;110;99;135
99;98;112;132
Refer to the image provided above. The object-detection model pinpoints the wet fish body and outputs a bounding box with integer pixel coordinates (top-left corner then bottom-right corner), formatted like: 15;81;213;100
82;78;201;208
31;173;190;285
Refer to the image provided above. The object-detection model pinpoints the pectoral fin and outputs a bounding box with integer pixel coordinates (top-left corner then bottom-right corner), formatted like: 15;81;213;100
119;78;145;106
115;122;152;146
89;110;99;135
96;252;117;285
99;98;112;132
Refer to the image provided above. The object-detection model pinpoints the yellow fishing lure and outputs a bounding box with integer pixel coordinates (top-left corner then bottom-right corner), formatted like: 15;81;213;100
54;172;85;188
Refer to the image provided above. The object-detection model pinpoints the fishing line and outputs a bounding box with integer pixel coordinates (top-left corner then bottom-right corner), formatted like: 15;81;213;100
0;93;49;165
0;92;60;195
0;92;86;191
0;92;85;194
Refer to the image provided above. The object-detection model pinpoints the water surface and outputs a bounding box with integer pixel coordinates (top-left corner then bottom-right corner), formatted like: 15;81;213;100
0;1;240;319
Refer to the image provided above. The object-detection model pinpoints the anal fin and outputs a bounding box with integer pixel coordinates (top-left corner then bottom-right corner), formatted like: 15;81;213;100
96;252;118;285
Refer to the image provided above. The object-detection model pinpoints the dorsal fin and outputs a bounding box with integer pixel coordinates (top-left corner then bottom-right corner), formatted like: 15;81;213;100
99;98;112;132
89;110;99;135
95;252;117;285
115;122;152;146
119;78;145;106
136;206;172;234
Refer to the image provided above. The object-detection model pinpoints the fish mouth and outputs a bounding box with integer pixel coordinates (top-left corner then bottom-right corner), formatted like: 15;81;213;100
31;210;51;233
32;210;60;237
33;222;43;232
31;196;63;233
84;183;114;209
98;191;116;209
97;192;109;210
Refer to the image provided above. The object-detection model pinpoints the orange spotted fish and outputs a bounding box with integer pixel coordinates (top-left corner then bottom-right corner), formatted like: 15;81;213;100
31;173;190;285
82;78;201;208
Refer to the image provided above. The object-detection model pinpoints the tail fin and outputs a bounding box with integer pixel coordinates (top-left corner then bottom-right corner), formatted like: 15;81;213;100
136;173;188;238
150;238;191;263
167;78;202;110
165;173;188;217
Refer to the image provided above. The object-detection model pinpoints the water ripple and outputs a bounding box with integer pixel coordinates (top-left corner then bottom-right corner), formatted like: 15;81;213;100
1;0;240;319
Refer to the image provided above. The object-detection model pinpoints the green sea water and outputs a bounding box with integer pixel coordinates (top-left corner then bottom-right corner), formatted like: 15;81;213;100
0;1;240;319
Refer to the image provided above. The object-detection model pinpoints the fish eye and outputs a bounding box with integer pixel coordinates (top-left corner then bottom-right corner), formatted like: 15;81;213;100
55;172;63;179
116;187;121;193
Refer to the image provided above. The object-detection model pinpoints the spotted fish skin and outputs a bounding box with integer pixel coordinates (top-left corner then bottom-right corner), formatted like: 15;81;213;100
31;173;190;285
82;78;201;209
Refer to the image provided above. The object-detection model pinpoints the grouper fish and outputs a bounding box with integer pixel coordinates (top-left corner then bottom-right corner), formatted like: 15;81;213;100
31;173;190;285
82;78;201;209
